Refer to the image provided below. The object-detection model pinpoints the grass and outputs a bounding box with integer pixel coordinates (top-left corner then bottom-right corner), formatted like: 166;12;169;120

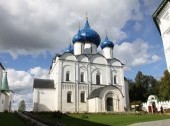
0;112;24;126
34;112;170;126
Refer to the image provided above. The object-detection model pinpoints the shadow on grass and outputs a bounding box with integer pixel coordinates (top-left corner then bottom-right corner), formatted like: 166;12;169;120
60;114;110;126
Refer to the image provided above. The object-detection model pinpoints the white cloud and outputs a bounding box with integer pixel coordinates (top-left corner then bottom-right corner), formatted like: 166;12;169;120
114;39;161;69
7;67;49;111
151;55;161;63
0;0;143;58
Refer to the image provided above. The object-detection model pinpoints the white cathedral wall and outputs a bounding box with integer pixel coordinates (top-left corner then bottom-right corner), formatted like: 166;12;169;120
91;65;107;85
84;43;97;54
74;42;84;55
62;62;76;82
33;89;56;111
78;85;88;112
48;52;128;112
61;83;76;112
103;47;113;59
88;98;101;112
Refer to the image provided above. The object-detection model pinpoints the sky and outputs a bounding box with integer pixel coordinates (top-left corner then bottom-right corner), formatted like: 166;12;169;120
0;0;166;111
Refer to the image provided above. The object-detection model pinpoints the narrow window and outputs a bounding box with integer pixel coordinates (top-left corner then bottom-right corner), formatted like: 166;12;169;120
66;71;70;81
67;91;72;103
114;75;117;84
96;74;100;85
81;92;85;102
81;72;84;82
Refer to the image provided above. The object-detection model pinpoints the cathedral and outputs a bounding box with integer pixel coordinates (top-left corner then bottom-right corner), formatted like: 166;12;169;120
33;18;129;112
0;63;13;112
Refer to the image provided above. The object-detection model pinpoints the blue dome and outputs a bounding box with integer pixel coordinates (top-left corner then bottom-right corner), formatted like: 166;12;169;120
72;19;101;46
100;35;114;49
64;44;74;53
72;30;85;44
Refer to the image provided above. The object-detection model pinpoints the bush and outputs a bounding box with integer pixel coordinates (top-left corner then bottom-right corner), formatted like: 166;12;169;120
52;111;63;119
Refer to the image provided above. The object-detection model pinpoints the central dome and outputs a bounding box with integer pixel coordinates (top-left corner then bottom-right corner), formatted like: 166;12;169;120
72;19;101;46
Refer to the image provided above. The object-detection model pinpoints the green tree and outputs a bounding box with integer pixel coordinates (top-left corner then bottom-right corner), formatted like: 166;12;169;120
135;71;148;102
146;75;159;96
127;79;135;103
159;70;170;100
18;100;26;112
129;71;159;104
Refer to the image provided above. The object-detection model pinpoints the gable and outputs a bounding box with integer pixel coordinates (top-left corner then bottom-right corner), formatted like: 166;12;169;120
59;53;76;61
90;54;107;64
77;55;89;62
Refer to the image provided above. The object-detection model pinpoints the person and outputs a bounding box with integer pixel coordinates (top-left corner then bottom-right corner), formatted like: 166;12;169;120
160;106;163;114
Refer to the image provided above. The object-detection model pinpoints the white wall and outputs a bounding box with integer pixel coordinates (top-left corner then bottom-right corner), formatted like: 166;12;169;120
88;98;101;112
157;2;170;72
84;43;97;54
33;89;56;111
74;42;84;55
103;47;113;59
0;92;13;112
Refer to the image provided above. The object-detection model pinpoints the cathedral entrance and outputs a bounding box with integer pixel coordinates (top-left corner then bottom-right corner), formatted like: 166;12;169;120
106;97;113;111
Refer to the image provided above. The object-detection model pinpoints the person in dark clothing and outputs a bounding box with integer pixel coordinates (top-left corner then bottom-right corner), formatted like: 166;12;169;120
160;106;163;114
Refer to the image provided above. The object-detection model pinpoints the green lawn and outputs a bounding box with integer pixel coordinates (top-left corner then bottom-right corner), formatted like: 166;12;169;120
34;112;170;126
0;112;24;126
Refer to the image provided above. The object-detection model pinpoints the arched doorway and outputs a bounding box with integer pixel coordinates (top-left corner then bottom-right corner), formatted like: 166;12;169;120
106;97;113;111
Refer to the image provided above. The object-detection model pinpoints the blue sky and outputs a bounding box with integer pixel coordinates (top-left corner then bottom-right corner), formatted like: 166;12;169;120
0;0;165;110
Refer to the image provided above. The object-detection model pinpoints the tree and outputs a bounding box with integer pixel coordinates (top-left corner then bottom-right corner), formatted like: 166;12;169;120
128;71;159;104
18;100;26;112
159;70;170;100
134;71;148;102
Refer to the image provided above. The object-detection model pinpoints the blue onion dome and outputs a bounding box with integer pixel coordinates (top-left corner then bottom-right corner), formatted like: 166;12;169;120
72;29;85;44
72;19;101;46
64;44;74;53
100;35;114;49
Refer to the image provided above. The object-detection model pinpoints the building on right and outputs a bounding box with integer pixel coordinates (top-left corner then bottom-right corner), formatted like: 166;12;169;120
153;0;170;72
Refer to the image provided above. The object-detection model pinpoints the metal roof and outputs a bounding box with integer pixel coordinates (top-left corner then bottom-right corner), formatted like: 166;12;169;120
100;35;114;49
33;78;55;89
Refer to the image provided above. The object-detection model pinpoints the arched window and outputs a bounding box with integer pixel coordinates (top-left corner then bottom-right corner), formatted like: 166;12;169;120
114;75;117;84
66;71;70;81
96;74;100;85
80;72;84;82
80;92;85;102
67;91;72;103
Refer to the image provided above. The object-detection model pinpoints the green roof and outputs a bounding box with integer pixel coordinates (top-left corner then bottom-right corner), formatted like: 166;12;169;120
1;72;9;91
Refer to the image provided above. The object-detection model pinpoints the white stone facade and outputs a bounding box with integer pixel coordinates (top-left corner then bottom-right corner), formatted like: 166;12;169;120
33;18;129;113
153;0;170;72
